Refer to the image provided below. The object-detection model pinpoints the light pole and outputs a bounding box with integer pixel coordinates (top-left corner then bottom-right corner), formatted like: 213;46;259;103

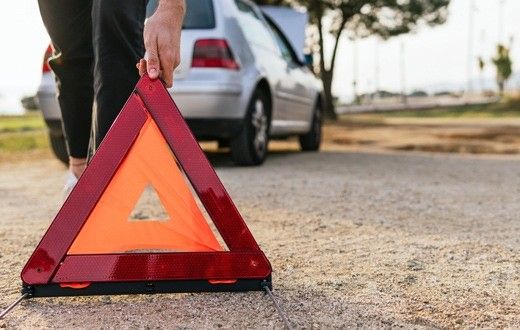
352;38;359;104
400;38;407;104
498;0;506;44
478;29;486;94
466;0;476;95
374;38;380;100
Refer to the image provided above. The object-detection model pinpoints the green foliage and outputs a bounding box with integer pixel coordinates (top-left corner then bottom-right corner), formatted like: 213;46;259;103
253;0;450;46
0;113;45;133
310;0;449;39
492;44;513;94
0;131;48;152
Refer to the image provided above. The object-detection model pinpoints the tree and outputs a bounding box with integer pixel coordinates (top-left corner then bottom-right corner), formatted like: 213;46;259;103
492;44;513;96
253;0;450;119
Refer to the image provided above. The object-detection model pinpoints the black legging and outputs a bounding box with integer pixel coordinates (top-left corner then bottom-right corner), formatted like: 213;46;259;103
38;0;147;158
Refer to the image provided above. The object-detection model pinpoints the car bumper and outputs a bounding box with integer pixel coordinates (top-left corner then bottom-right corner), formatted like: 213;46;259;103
37;91;61;121
37;73;61;121
170;82;246;139
38;78;246;139
170;82;244;119
38;84;244;119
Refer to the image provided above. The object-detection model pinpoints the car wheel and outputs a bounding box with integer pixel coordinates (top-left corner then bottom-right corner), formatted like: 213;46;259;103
217;139;229;149
49;133;69;165
230;89;270;166
299;102;322;151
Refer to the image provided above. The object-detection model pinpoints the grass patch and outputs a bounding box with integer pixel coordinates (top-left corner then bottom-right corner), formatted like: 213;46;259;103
0;112;46;133
349;101;520;119
0;113;49;153
0;131;48;152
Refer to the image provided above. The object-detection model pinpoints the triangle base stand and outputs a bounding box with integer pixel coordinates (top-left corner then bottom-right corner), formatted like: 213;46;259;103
23;277;272;298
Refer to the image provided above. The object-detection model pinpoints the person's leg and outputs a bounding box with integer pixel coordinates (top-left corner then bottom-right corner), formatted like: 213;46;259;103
91;0;148;148
38;0;94;178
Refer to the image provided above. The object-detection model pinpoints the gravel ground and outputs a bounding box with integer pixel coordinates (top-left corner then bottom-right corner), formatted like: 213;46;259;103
1;145;520;329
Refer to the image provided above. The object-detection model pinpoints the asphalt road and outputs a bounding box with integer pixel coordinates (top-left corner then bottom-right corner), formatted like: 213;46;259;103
1;147;519;328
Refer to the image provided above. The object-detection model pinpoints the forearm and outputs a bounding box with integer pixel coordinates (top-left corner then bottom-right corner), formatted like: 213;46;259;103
155;0;186;25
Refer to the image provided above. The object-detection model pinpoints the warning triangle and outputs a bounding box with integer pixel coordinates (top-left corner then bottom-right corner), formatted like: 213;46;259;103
21;76;271;296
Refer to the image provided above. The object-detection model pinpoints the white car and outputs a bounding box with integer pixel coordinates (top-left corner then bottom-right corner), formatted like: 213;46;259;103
38;0;323;166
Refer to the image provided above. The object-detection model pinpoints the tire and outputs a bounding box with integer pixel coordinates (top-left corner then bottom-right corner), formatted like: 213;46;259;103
230;89;270;166
49;133;69;166
217;139;230;149
299;101;322;151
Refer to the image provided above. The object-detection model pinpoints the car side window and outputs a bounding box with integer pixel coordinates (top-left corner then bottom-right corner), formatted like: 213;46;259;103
234;0;279;53
265;19;298;65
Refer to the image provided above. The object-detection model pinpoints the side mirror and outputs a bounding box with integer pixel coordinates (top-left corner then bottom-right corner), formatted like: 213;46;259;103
304;54;313;67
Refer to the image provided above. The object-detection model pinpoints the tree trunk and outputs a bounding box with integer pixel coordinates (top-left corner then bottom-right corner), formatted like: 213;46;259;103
321;70;337;120
498;81;504;96
315;8;348;121
315;7;336;120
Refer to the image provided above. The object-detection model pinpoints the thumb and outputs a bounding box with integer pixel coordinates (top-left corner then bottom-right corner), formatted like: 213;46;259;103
144;49;159;79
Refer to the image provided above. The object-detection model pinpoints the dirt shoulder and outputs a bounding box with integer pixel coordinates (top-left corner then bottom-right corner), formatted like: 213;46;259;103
326;115;520;156
1;144;519;328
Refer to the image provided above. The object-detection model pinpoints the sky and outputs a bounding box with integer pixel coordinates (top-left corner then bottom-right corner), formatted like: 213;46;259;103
0;0;518;112
0;2;48;113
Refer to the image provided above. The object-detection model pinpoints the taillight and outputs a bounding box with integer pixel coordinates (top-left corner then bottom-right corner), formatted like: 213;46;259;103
191;39;239;70
42;45;53;73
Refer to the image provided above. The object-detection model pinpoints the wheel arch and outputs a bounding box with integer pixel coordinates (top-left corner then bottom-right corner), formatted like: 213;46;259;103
254;78;273;119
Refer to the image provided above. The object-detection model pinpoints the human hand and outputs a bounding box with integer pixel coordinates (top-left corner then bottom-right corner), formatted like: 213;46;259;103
137;0;185;87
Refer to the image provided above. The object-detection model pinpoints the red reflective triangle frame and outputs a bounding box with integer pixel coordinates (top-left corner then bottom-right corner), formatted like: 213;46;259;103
21;76;271;296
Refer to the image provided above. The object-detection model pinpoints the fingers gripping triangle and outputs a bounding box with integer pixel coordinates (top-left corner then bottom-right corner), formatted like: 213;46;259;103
21;76;271;296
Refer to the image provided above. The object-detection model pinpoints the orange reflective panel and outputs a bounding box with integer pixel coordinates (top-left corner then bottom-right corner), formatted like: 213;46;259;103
67;116;223;254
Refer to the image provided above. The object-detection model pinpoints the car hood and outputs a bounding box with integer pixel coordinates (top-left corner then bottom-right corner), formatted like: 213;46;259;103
260;6;308;63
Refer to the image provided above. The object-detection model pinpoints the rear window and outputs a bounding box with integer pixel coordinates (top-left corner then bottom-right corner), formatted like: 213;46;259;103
147;0;215;29
184;0;215;29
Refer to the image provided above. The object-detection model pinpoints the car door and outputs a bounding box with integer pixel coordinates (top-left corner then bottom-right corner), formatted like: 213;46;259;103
264;18;315;132
233;0;290;128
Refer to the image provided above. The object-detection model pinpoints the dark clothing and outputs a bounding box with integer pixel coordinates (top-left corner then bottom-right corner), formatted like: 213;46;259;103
38;0;147;158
